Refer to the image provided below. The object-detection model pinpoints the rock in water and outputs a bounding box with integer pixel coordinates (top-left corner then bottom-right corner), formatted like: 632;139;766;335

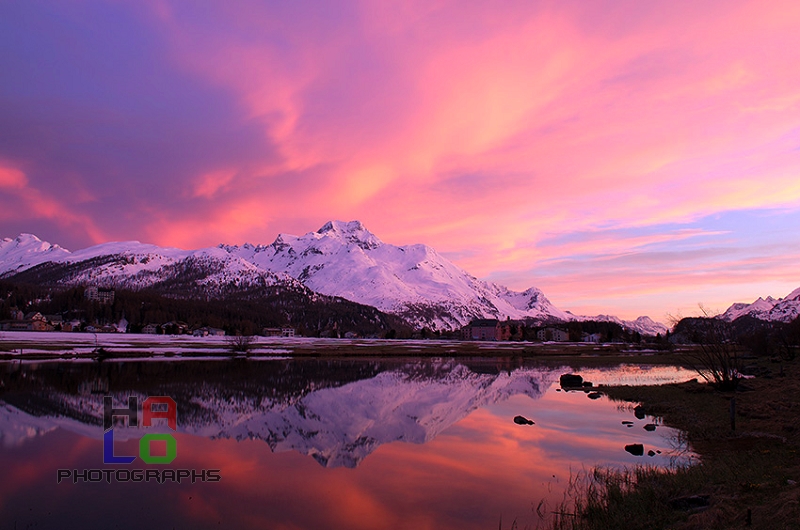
559;374;583;389
625;443;644;456
513;415;535;425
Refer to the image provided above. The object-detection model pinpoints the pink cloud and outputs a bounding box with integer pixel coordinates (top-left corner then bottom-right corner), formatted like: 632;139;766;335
140;0;800;245
0;162;106;244
4;0;799;317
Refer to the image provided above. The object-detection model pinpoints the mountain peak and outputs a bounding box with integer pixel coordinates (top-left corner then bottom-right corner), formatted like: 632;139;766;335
317;220;365;234
316;220;382;250
4;233;66;252
0;233;70;276
16;233;42;243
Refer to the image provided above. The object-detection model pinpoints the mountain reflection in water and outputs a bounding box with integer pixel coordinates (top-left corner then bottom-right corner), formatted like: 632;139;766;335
0;358;696;530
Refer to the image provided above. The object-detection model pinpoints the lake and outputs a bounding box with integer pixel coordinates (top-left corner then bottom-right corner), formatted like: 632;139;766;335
0;357;697;529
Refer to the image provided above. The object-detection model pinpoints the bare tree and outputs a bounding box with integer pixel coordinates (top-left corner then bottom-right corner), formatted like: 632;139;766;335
682;305;741;391
227;334;256;354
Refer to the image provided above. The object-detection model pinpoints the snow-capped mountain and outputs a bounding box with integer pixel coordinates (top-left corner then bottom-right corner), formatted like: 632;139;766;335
222;220;573;329
1;221;667;333
579;315;669;337
721;287;800;323
0;234;70;276
1;233;300;294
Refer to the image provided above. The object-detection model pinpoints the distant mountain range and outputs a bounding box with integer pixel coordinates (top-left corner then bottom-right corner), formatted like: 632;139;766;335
1;221;667;335
720;287;800;323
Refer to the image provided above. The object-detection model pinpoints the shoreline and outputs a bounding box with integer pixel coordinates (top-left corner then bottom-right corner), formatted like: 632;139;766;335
0;330;690;363
572;356;800;529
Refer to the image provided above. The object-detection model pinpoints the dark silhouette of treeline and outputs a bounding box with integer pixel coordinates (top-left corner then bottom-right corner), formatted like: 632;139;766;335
0;280;412;338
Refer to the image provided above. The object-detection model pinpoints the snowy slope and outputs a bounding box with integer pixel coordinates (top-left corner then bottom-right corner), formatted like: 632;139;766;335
721;288;800;323
0;234;70;276
224;220;574;329
1;235;300;293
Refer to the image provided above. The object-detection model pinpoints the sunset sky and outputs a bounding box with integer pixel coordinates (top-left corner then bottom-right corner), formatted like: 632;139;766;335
1;0;799;321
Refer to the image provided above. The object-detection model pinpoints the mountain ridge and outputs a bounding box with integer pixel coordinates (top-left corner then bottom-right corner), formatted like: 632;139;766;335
1;221;667;334
721;288;800;323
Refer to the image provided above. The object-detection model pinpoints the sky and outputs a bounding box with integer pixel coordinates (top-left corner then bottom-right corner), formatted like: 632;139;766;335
1;0;799;321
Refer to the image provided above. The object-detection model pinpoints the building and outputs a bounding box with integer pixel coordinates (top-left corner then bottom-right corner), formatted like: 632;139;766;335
193;327;225;337
64;319;83;332
263;327;295;337
537;328;570;342
461;319;514;341
0;320;33;331
25;312;52;331
45;315;63;328
162;321;189;335
84;286;115;305
582;332;602;343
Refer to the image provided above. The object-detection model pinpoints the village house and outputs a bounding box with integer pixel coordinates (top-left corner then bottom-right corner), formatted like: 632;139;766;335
193;327;226;337
537;327;570;342
0;308;36;330
461;319;514;341
45;315;63;328
262;327;296;337
582;332;602;343
0;319;32;331
24;312;53;331
162;321;189;335
63;319;83;332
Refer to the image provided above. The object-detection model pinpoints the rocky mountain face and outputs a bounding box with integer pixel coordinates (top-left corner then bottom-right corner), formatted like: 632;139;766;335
1;223;667;334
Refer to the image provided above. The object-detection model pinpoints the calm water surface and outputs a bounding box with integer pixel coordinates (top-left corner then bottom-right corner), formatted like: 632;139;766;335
0;358;696;529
